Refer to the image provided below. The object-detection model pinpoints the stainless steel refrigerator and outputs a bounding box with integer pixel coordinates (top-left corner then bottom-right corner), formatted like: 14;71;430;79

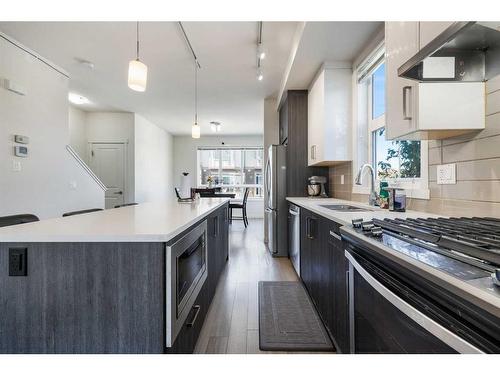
264;144;288;257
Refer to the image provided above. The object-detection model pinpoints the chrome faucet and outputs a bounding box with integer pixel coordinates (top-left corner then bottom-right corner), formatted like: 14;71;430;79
355;164;379;206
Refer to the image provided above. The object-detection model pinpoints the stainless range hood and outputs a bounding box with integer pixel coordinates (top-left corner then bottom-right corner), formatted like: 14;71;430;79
398;22;500;82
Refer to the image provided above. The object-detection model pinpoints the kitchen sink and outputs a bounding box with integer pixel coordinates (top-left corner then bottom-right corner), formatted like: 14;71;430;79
320;204;372;212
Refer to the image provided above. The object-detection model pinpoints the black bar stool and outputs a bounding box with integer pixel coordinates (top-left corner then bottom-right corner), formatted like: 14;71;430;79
62;208;103;217
114;203;138;208
0;214;39;228
229;188;250;227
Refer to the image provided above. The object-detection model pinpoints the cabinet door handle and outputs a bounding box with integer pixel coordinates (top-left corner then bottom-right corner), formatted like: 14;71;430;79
329;230;341;241
307;217;315;239
402;86;412;120
214;216;219;236
186;305;201;327
310;145;316;160
345;270;350;307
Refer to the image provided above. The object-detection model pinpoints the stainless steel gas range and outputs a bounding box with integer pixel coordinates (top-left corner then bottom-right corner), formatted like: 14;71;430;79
341;216;500;354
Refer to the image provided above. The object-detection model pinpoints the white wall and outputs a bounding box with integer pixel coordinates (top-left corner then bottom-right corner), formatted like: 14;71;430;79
134;114;174;203
85;112;136;203
68;110;175;205
68;106;87;158
263;98;279;240
0;35;104;219
172;134;264;218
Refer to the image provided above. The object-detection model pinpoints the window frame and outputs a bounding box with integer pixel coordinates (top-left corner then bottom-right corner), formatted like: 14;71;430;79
197;146;264;200
352;48;430;200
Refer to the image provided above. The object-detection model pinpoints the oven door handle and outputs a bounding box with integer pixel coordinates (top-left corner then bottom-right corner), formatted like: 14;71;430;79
344;250;484;354
186;305;201;327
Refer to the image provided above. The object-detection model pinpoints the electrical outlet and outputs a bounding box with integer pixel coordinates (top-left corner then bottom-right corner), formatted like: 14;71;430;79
340;175;345;185
9;248;28;276
437;163;456;185
12;160;21;172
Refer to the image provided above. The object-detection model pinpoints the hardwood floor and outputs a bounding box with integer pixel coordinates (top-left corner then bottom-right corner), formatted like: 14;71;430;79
194;219;299;354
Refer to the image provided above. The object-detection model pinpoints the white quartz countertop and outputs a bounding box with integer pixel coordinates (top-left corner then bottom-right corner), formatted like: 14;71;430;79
0;198;230;243
286;197;445;225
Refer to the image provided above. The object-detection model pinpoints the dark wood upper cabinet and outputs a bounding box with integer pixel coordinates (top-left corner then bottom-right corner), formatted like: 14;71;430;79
278;90;329;197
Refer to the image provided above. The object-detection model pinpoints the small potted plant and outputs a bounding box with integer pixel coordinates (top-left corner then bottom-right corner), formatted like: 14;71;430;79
206;175;214;188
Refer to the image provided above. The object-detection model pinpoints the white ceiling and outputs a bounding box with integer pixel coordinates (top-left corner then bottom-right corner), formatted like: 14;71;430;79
280;21;383;100
0;21;382;136
0;21;298;135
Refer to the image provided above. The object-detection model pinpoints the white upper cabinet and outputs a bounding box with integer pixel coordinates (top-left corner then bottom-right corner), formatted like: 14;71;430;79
385;22;420;140
385;22;485;140
308;65;352;166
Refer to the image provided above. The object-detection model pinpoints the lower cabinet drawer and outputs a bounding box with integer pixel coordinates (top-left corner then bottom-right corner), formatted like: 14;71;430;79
165;281;209;354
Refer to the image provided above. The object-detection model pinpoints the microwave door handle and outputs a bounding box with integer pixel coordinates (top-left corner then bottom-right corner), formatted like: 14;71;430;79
186;305;201;327
344;250;483;354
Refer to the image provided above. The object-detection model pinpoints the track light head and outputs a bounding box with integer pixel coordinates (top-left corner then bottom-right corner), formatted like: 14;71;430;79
257;68;263;81
257;44;266;60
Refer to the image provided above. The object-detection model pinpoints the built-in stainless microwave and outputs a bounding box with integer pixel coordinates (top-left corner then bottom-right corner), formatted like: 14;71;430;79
166;220;207;347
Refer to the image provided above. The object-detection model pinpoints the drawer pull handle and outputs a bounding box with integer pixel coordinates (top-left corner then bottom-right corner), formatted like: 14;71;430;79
186;305;201;327
329;230;341;241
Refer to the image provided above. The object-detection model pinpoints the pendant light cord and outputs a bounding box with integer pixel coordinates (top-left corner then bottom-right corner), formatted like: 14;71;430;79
136;21;140;60
194;62;198;124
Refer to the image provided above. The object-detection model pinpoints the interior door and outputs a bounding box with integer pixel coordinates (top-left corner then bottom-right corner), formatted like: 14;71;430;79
89;143;126;209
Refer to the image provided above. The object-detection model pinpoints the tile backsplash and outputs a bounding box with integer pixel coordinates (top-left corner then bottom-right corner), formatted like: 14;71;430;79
329;75;500;217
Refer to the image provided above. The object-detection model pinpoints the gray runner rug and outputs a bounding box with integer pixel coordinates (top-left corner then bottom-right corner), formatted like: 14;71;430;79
258;281;334;352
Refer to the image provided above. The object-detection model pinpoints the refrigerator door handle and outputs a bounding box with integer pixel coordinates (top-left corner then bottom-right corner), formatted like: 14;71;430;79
265;158;272;207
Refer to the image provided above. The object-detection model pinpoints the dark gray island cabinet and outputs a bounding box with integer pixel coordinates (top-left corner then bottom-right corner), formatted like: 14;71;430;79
0;199;230;354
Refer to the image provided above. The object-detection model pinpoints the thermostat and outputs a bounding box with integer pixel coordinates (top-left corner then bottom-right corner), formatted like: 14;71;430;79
14;135;29;144
14;145;28;157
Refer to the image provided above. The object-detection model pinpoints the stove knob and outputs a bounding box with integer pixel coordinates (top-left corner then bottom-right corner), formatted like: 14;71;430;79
352;219;363;228
361;221;374;231
371;227;383;237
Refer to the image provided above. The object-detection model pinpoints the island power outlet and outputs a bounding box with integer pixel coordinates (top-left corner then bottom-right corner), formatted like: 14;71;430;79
9;248;28;276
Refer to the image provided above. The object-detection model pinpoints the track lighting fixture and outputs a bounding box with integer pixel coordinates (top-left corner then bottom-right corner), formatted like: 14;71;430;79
256;21;265;82
178;22;203;139
210;121;222;132
257;68;264;81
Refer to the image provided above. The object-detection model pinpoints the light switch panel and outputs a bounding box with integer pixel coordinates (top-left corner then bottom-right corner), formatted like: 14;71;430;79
437;163;456;185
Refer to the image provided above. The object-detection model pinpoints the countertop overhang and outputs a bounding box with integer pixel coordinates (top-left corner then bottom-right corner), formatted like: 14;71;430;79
0;198;230;243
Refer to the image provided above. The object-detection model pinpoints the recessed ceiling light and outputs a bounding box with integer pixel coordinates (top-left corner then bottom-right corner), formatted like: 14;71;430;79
68;93;90;105
74;58;95;70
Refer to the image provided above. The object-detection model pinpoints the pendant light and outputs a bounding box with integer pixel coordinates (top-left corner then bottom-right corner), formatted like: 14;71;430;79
191;62;201;139
128;22;148;92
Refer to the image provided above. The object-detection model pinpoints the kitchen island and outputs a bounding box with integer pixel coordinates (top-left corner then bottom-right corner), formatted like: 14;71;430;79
0;198;230;354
